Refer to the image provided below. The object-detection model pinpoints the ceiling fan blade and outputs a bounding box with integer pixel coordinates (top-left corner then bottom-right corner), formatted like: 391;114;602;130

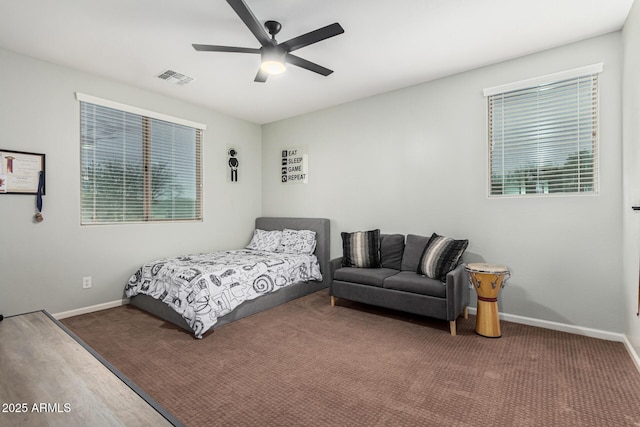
254;68;268;83
280;23;344;52
286;54;334;76
226;0;274;47
192;44;260;54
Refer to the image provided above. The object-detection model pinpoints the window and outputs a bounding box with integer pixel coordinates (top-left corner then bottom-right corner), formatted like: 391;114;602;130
484;64;601;197
78;94;205;224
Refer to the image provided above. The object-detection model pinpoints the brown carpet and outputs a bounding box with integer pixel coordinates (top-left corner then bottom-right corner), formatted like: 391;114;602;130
62;289;640;427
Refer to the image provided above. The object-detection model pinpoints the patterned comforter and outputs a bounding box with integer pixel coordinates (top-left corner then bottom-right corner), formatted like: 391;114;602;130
125;249;322;338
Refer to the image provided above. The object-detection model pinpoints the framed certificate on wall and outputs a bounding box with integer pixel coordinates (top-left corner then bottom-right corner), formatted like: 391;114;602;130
0;150;45;195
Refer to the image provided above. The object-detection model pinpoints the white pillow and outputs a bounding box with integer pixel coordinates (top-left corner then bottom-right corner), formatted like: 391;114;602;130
246;229;282;252
276;229;317;255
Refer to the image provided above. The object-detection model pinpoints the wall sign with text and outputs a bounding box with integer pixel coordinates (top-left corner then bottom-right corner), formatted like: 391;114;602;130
280;146;308;184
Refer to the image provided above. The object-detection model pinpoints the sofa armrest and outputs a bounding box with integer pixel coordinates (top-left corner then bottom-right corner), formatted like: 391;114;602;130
329;257;343;295
445;263;470;320
330;257;343;275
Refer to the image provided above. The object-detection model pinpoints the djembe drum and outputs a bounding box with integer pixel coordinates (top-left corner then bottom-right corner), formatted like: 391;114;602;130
465;263;510;338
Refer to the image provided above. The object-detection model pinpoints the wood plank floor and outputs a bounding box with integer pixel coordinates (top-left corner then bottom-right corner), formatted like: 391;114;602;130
0;311;181;427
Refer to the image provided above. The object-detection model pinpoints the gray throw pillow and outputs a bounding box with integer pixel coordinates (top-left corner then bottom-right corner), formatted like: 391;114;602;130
380;234;405;270
400;234;430;271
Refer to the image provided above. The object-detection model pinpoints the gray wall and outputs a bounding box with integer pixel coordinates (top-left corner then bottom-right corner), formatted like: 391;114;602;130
0;47;263;316
622;2;640;354
262;33;624;332
0;30;630;337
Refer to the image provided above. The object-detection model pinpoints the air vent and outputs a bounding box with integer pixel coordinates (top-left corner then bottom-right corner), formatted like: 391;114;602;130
157;70;194;86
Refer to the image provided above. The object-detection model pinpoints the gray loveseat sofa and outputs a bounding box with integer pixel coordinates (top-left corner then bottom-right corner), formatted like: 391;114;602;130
329;233;469;335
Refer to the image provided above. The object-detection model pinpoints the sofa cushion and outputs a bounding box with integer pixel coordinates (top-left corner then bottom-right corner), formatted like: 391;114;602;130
380;234;405;270
418;233;468;282
383;271;447;298
400;234;430;271
341;229;381;268
334;267;398;288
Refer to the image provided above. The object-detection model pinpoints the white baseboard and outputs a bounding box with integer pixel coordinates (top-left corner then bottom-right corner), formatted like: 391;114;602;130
469;307;626;342
467;307;625;342
52;299;130;320
467;307;640;373
623;336;640;374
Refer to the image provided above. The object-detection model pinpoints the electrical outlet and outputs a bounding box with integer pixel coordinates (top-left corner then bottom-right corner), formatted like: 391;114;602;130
82;276;92;289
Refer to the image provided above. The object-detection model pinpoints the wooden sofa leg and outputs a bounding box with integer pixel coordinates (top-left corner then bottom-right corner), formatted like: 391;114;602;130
463;306;469;320
330;296;336;306
449;320;457;336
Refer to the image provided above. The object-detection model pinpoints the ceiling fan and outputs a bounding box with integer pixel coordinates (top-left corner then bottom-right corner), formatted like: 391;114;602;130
193;0;344;82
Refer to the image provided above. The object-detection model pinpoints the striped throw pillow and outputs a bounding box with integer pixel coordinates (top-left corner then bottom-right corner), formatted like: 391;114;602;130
341;229;381;268
418;233;468;281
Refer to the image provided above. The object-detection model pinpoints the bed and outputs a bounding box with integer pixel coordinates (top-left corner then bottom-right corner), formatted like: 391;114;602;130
126;217;330;338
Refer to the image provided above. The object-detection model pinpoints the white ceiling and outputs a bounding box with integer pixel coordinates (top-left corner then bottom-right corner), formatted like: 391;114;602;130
0;0;634;124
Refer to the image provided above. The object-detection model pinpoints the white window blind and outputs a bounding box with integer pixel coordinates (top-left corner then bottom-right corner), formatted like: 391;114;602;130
80;99;203;224
486;65;600;197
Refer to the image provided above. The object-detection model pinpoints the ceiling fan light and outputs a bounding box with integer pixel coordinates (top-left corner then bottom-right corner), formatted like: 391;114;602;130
260;47;287;75
260;60;286;75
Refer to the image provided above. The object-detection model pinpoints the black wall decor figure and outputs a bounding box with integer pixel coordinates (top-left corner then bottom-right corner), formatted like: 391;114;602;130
228;148;239;182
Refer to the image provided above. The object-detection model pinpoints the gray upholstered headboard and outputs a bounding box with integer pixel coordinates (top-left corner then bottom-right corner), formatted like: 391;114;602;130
255;217;331;286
